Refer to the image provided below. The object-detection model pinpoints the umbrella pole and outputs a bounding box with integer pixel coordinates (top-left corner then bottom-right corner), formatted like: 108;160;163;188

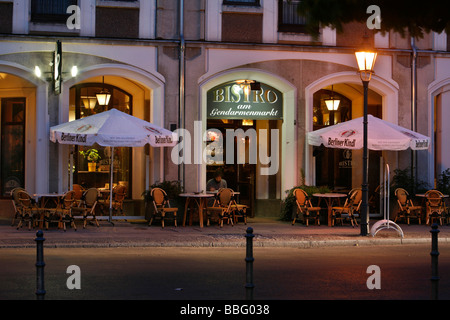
109;147;114;225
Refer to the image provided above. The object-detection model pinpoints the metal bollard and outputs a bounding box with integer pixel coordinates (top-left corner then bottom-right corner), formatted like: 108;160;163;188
35;230;46;300
430;223;440;300
245;227;254;300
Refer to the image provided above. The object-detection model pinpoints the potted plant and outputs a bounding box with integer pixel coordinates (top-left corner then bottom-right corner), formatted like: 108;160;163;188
80;148;101;172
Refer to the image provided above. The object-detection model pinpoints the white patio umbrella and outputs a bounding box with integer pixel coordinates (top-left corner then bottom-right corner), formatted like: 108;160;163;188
50;108;178;222
307;114;430;237
307;114;430;151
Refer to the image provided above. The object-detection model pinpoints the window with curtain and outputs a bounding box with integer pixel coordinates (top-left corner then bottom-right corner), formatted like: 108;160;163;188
278;0;311;33
223;0;260;6
31;0;78;23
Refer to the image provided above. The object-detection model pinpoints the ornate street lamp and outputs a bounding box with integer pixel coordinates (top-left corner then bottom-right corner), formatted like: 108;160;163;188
355;47;377;236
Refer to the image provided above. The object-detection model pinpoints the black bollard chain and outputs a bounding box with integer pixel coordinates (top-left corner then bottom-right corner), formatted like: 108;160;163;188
245;227;254;300
35;230;46;300
430;223;440;300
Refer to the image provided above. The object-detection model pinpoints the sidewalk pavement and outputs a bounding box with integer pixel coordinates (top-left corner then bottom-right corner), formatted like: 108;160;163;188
1;216;449;248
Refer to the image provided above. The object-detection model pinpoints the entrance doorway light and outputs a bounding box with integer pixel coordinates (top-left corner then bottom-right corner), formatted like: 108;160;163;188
82;88;97;109
324;85;340;111
96;76;111;106
235;80;261;97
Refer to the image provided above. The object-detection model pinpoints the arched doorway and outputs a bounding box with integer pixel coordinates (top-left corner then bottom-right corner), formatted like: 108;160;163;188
310;81;384;213
205;80;284;216
61;65;166;200
305;73;399;214
69;82;133;196
312;88;353;191
199;69;297;215
430;81;450;187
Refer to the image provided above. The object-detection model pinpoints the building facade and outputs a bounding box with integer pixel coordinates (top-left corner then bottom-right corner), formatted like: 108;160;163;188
0;0;449;217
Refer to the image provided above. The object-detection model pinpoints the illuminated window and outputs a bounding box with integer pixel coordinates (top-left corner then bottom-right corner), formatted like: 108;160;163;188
70;83;132;196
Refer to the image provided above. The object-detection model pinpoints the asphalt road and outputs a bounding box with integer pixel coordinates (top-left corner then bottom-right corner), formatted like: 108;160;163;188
1;243;449;301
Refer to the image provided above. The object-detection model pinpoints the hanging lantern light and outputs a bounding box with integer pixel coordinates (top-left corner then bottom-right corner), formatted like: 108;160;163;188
96;76;111;106
324;85;340;111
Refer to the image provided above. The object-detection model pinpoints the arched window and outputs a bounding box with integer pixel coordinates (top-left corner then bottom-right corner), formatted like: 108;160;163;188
313;89;352;190
69;83;132;196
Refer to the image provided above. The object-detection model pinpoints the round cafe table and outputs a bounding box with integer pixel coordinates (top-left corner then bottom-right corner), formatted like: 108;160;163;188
313;193;348;226
33;193;65;228
179;193;214;228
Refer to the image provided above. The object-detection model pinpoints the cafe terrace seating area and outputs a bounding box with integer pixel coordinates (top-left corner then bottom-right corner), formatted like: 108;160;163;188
11;185;125;231
289;186;449;228
10;185;250;231
9;184;449;231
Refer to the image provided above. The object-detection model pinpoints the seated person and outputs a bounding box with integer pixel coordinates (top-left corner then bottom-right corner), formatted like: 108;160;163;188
206;170;227;207
206;170;227;192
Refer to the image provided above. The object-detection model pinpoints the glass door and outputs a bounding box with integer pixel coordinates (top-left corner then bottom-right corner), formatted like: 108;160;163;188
1;98;25;196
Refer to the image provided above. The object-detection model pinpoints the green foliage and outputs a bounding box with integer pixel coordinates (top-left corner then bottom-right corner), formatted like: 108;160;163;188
79;148;101;163
297;0;450;39
280;185;331;221
142;180;183;202
390;167;427;197
437;168;450;195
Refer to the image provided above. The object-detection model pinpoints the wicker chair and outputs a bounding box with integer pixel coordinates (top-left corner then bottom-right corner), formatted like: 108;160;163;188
58;190;78;231
291;188;321;226
72;184;85;206
148;188;178;228
331;188;361;227
231;197;248;225
100;185;127;216
425;190;445;225
16;190;42;230
10;187;26;227
207;188;236;227
71;188;99;228
394;188;422;224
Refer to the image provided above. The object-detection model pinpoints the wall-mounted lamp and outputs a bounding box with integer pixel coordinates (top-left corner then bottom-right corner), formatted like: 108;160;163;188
96;76;111;106
71;66;78;77
34;64;78;79
34;66;42;78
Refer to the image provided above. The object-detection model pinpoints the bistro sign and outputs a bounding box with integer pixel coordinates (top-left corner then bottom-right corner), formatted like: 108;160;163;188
207;81;283;120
